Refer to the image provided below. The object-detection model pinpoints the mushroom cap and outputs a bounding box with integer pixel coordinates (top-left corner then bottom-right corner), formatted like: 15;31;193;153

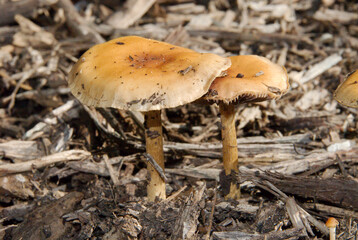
334;70;358;108
204;55;289;104
326;217;339;228
68;36;231;111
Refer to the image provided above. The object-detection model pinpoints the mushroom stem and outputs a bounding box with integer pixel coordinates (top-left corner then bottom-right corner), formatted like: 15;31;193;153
145;110;166;201
329;227;336;240
219;103;240;200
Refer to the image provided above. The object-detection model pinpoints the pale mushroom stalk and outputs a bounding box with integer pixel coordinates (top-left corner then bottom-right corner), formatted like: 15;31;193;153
329;226;336;240
219;103;240;199
145;110;166;201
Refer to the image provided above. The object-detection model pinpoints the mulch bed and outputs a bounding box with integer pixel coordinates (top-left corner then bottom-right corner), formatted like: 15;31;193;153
0;0;358;239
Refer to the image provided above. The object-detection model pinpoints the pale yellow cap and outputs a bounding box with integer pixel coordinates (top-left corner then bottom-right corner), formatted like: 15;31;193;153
68;36;231;111
334;70;358;108
204;55;289;104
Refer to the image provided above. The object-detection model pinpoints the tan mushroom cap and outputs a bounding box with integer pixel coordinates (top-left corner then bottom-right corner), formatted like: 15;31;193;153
334;70;358;108
68;36;231;111
326;217;339;228
204;55;289;104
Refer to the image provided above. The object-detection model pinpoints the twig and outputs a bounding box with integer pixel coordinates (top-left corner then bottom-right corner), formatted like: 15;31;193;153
106;0;156;29
335;154;349;177
67;154;137;177
205;184;217;240
143;153;167;182
7;68;36;112
188;28;314;45
171;183;206;240
82;105;125;140
103;154;120;186
97;108;127;140
0;150;90;177
161;186;187;203
239;169;330;235
299;54;342;84
0;224;17;234
56;0;104;43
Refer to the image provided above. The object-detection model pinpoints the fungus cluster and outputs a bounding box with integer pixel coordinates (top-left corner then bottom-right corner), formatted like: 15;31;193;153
68;36;289;201
68;36;231;201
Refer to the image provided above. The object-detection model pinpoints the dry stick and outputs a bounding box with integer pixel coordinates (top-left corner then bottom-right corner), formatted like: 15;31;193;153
57;0;104;44
219;103;240;199
188;29;314;45
103;154;120;186
82;105;124;140
160;186;187;203
250;177;329;235
171;183;206;240
0;150;90;177
145;110;166;201
97;108;127;140
0;0;39;26
7;68;36;112
143;153;167;182
106;0;156;29
286;198;309;237
205;185;217;240
335;154;349;177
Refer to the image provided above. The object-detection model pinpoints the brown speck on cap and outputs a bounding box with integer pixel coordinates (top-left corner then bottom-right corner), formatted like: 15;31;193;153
334;70;358;108
236;73;244;78
68;36;231;111
204;55;289;104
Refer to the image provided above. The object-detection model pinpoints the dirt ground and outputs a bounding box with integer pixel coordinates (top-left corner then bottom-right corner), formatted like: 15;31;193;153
0;0;358;239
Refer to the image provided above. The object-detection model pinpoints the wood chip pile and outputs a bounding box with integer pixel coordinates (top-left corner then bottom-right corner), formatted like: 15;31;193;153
0;0;357;239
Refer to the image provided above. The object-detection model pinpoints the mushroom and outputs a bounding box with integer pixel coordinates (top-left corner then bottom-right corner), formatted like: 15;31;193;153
68;36;231;201
334;70;358;108
204;55;289;199
326;217;339;240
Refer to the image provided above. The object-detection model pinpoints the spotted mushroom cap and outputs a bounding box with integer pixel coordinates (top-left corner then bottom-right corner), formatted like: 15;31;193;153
334;70;358;108
68;36;231;111
204;55;289;104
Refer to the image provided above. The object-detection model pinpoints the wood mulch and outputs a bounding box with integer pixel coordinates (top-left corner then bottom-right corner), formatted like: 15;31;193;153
0;0;358;239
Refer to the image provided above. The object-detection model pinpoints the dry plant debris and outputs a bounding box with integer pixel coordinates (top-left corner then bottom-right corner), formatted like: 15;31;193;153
0;0;358;239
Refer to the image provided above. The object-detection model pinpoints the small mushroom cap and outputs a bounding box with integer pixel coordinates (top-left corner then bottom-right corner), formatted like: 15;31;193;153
326;217;339;228
68;36;231;111
204;55;289;104
334;70;358;108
